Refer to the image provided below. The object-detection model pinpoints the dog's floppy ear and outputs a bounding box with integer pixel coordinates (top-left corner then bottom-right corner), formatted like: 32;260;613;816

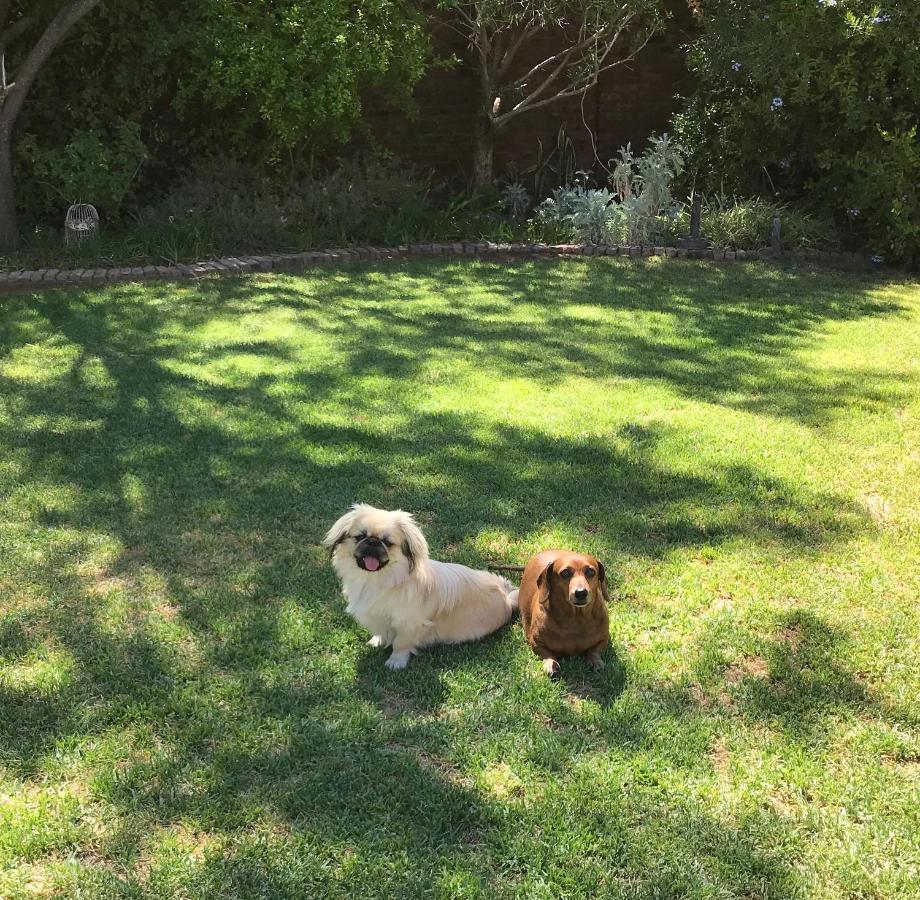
323;506;357;555
536;560;555;607
597;560;611;603
396;510;429;572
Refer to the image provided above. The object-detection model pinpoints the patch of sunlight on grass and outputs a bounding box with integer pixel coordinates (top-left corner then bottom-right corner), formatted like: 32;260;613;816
0;648;75;693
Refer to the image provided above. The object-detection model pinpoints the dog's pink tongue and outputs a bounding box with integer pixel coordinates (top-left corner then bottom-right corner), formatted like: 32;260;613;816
363;556;381;571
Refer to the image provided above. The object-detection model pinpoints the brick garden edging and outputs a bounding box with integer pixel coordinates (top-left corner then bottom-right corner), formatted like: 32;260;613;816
0;242;872;294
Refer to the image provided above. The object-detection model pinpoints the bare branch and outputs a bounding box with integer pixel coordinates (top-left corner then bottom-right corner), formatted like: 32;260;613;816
506;39;584;89
490;29;504;78
452;3;478;33
512;41;582;109
504;18;620;113
495;21;653;126
496;23;539;79
505;20;619;92
455;0;661;184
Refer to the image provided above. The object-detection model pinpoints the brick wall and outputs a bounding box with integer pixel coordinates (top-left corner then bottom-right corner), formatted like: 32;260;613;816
365;3;696;183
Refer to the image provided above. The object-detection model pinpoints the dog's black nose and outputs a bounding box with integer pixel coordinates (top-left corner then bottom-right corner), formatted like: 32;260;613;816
363;536;382;547
573;587;589;603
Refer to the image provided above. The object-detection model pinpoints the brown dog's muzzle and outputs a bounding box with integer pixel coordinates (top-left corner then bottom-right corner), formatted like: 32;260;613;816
570;577;591;606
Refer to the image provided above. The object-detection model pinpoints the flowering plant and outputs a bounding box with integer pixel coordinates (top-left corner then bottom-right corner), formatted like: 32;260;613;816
674;1;919;263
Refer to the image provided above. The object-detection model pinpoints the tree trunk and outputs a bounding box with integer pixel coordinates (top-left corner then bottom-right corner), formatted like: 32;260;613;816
0;130;16;248
0;0;104;250
473;115;495;190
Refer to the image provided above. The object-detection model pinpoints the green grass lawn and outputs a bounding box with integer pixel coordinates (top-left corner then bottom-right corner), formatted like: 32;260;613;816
1;258;918;899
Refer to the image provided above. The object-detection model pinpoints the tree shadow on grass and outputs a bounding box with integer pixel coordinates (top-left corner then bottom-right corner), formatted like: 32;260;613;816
684;607;919;742
0;266;891;768
84;679;806;898
250;257;913;426
0;261;913;895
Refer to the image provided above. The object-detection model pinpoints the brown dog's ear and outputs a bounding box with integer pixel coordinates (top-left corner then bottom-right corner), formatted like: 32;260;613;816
598;561;611;603
536;560;555;607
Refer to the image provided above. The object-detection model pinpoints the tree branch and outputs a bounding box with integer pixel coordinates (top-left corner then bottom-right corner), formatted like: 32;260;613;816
475;8;493;109
0;0;102;131
505;20;613;92
494;19;653;127
507;37;584;111
496;23;539;79
452;3;478;34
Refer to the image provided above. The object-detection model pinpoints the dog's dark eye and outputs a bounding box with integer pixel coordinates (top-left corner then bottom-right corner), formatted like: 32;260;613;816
584;566;596;579
381;538;394;547
355;531;367;541
559;568;573;579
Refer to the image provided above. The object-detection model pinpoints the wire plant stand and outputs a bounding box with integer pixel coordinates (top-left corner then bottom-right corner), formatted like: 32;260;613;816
65;204;100;246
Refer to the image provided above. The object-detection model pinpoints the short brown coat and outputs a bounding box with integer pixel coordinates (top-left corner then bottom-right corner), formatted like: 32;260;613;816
517;549;610;668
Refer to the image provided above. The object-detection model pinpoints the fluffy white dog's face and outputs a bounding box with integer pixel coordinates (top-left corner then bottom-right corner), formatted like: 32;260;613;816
323;504;429;584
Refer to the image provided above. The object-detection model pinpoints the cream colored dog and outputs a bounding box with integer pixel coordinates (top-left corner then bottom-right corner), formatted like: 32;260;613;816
324;504;517;669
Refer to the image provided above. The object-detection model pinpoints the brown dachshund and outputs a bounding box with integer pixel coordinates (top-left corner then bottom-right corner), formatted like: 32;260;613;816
515;550;610;677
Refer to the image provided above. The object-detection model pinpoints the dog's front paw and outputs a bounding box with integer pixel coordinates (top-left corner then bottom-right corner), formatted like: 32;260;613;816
586;653;605;673
542;658;561;679
367;635;386;648
385;650;411;670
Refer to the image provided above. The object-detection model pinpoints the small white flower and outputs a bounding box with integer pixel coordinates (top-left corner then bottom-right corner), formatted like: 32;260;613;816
847;207;860;217
871;255;884;264
732;61;742;71
771;97;784;109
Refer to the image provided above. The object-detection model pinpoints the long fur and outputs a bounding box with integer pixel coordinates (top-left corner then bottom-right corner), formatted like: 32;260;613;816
324;504;517;669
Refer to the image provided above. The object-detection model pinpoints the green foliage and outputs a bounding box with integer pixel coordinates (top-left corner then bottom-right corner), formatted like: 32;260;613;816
0;157;528;268
500;181;532;218
526;124;580;199
661;196;841;251
632;133;684;216
182;0;427;150
144;155;436;252
533;136;684;244
18;123;147;217
570;187;617;244
674;1;920;263
13;0;428;226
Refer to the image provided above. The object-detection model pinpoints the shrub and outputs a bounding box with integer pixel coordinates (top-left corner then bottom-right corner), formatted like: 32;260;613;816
15;0;429;231
138;156;437;255
660;197;840;251
1;156;529;268
500;182;532;219
18;123;148;224
531;136;684;245
674;2;920;264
